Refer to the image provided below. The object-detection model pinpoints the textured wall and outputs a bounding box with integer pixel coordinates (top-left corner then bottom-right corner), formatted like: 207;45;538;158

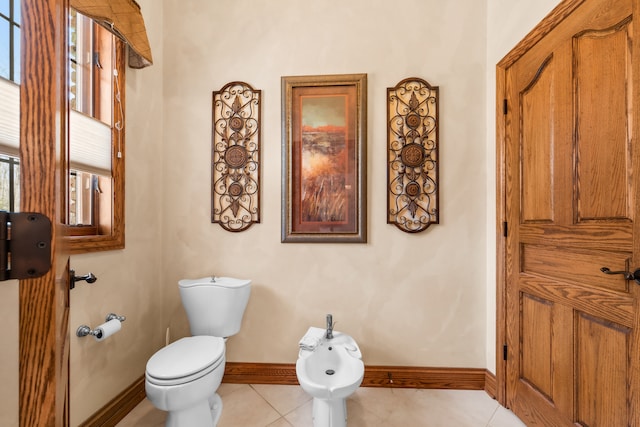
68;0;166;424
0;1;568;426
161;0;488;368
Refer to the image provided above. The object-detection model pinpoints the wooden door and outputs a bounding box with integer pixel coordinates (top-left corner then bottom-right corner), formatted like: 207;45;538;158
500;0;640;425
19;0;70;425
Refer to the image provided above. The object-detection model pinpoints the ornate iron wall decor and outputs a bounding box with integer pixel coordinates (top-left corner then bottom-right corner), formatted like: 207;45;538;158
387;77;439;233
212;81;261;231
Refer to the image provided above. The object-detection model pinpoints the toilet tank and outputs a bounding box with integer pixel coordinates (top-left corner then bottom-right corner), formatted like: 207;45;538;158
178;277;251;337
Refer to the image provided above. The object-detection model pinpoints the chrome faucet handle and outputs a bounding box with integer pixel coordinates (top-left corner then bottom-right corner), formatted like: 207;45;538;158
326;314;334;339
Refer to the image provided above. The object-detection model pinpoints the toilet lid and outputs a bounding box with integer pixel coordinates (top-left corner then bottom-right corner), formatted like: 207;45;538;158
146;336;224;381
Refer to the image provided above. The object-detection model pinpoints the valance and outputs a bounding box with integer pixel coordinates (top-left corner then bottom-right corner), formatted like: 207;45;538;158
70;0;153;68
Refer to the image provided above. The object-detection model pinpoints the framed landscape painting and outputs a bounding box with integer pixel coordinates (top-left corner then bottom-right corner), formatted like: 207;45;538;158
281;74;367;243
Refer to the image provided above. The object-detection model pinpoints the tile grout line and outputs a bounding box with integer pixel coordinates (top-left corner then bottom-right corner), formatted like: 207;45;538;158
484;404;500;427
249;383;313;420
248;384;297;426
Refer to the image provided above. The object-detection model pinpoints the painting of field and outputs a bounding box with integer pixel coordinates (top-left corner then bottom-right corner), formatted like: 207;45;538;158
300;95;348;223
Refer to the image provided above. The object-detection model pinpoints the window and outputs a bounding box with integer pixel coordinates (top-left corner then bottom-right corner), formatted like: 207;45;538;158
0;153;19;211
66;10;125;252
0;0;20;84
0;6;125;253
0;0;21;214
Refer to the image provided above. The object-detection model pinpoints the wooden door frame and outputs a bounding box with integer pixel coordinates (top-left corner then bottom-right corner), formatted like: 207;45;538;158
19;0;70;425
495;0;585;407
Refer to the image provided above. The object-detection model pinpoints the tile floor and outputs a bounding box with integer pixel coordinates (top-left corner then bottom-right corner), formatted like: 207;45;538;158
116;383;527;427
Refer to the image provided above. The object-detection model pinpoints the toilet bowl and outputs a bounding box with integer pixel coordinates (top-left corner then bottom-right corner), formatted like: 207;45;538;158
145;336;226;427
296;329;364;427
145;276;251;427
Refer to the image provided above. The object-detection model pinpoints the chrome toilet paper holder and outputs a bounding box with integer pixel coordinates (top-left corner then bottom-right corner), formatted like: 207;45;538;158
77;313;126;338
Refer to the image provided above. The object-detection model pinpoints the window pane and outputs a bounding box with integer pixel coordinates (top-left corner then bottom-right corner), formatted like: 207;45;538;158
0;18;9;80
12;25;18;83
69;10;77;110
13;160;18;211
68;170;96;226
12;0;18;25
0;0;8;19
0;159;9;211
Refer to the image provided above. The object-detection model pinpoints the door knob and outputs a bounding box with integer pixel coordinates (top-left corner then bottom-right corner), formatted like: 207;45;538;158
600;267;640;284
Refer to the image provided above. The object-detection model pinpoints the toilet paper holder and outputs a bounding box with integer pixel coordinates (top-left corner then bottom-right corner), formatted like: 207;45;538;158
77;313;126;338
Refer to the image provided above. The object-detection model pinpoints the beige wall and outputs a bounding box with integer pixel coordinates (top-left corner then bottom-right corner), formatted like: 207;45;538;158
68;0;166;424
162;0;489;367
0;1;569;426
0;280;18;426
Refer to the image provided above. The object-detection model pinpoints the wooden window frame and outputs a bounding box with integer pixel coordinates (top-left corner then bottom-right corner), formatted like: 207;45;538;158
65;38;125;254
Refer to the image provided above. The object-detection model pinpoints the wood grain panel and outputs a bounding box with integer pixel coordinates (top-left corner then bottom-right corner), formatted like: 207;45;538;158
512;381;576;427
519;223;632;251
497;0;639;422
19;0;70;425
521;243;631;292
576;313;630;426
521;294;553;398
520;275;634;328
575;18;632;221
521;56;555;223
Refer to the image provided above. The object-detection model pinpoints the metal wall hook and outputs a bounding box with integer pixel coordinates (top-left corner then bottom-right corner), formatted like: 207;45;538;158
70;270;97;289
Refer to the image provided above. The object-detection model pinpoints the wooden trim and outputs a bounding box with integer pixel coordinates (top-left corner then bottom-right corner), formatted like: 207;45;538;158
67;39;126;254
79;376;146;427
485;370;497;400
495;62;508;406
19;0;70;425
223;362;487;390
224;362;298;385
497;0;585;68
362;365;485;389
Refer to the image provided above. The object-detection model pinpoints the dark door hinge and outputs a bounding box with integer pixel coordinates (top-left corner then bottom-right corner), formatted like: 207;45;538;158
503;344;508;361
0;211;52;281
503;221;508;237
503;99;508;115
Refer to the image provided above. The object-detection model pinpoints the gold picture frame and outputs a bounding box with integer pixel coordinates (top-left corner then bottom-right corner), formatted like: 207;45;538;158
281;74;367;243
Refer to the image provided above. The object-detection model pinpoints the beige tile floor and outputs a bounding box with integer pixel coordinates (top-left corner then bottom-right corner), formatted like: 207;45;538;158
116;383;527;427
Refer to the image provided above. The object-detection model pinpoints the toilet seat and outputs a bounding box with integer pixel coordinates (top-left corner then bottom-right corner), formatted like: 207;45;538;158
146;336;225;386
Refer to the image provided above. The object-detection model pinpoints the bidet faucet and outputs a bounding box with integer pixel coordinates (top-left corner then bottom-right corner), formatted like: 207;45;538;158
326;314;334;340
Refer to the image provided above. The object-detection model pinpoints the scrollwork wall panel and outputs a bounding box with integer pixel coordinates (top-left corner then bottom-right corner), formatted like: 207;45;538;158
387;77;439;233
212;81;261;231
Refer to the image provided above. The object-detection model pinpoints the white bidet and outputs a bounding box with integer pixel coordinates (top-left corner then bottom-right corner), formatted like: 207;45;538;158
296;330;364;427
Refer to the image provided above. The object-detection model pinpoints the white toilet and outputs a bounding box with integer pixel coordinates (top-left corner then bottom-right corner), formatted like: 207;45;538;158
145;276;251;427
